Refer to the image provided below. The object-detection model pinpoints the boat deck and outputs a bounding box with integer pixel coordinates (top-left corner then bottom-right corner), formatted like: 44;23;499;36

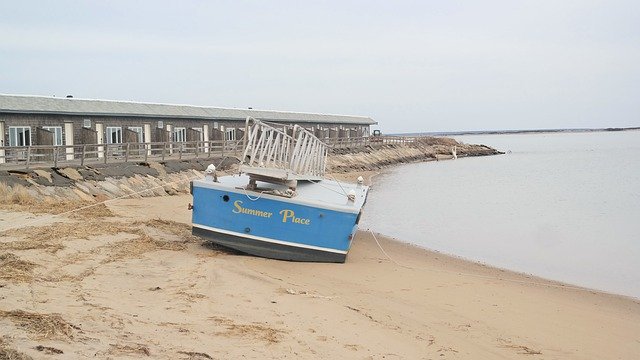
193;174;368;212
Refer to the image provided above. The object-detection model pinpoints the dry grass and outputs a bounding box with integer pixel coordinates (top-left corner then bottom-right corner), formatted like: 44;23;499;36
107;343;150;357
0;337;34;360
0;347;33;360
26;200;115;219
0;240;64;253
0;181;114;219
415;136;459;146
0;253;37;283
135;219;200;243
55;202;115;219
104;230;187;262
0;217;200;284
0;183;36;207
4;219;132;243
0;216;122;255
5;218;193;247
210;316;285;344
178;351;213;359
0;310;75;340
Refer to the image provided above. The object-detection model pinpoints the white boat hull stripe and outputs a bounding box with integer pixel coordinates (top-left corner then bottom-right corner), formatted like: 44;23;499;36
192;223;348;254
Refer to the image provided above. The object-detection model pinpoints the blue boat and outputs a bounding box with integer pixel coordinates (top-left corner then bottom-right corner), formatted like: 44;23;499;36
191;118;369;262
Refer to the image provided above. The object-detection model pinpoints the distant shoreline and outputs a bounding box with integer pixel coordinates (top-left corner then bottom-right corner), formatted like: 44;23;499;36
396;126;640;137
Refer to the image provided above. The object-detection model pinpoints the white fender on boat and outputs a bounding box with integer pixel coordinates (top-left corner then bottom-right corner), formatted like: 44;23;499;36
347;189;356;203
205;164;217;182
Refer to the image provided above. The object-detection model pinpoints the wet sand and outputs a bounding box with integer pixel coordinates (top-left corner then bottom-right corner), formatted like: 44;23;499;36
1;191;639;359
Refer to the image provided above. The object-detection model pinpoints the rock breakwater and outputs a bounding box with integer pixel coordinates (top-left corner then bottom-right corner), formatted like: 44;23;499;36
0;137;501;208
328;137;502;173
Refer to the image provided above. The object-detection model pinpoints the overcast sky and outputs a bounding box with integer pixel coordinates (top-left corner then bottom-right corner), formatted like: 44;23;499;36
1;1;638;133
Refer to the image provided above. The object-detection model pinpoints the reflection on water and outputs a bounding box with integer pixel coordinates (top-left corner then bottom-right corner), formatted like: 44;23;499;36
360;131;640;298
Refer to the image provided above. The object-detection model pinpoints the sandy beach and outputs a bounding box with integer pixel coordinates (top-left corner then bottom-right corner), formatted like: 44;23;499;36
1;173;640;359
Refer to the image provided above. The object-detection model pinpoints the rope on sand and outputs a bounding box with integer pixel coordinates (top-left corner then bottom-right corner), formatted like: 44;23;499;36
0;173;201;234
369;229;409;269
0;156;235;234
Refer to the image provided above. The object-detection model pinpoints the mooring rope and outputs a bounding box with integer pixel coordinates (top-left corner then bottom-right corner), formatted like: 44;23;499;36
0;172;202;234
0;156;235;234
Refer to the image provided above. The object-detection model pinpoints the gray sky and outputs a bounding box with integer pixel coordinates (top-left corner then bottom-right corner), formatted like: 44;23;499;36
1;1;638;133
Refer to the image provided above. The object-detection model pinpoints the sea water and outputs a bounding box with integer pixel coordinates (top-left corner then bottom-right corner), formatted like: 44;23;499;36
360;131;640;299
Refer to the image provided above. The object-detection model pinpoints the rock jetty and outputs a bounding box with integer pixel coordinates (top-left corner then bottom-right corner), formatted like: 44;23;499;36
0;137;501;205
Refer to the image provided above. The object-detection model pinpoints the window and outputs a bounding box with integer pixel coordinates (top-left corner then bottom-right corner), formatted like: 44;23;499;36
43;126;63;146
9;126;31;147
106;127;122;144
157;120;164;129
225;128;236;141
192;127;204;141
129;127;144;142
173;127;186;142
83;119;91;128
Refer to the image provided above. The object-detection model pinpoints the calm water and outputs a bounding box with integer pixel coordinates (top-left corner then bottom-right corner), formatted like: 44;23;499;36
360;131;640;298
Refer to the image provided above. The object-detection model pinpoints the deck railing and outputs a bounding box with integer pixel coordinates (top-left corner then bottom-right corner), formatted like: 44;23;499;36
241;118;328;179
0;139;243;170
0;134;422;169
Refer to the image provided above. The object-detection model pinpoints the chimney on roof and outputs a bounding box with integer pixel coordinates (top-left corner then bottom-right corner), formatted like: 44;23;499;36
248;107;253;109
66;95;73;98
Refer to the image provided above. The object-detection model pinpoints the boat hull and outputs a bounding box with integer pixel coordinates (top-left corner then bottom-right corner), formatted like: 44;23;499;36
192;226;347;263
191;179;364;263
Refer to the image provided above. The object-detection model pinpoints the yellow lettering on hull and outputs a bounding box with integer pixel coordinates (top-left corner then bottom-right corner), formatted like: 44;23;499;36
279;209;311;225
232;200;273;218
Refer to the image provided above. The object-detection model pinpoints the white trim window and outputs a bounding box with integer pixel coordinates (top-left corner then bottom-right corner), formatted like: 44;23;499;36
43;126;63;146
225;128;236;141
173;127;186;142
9;126;31;147
106;126;123;144
129;126;144;143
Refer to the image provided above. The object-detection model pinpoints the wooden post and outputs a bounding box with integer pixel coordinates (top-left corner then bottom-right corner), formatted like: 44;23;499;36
81;145;86;166
243;117;249;158
125;143;130;162
144;143;148;162
104;144;108;164
161;142;166;161
26;146;31;169
53;146;58;167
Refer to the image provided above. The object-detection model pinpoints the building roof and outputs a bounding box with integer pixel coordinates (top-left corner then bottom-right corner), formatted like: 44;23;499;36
0;94;376;125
